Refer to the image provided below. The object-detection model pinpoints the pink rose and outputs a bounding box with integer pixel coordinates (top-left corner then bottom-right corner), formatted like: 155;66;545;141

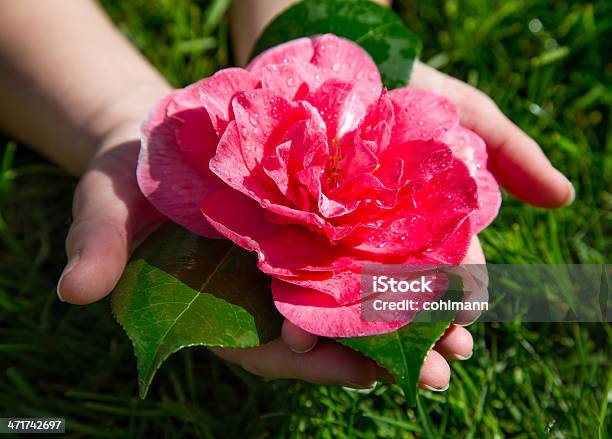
137;34;501;337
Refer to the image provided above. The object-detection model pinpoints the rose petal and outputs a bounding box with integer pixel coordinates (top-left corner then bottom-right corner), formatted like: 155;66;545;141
306;79;365;140
311;34;381;107
138;92;223;238
344;141;477;261
272;279;409;337
389;88;459;143
260;59;326;100
440;126;501;232
423;217;473;264
193;68;258;136
275;270;361;306
200;189;374;276
247;37;315;77
209;121;283;204
358;89;394;154
231;90;297;171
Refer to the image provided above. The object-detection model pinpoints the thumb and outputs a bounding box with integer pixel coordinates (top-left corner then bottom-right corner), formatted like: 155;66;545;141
281;319;318;353
57;143;162;304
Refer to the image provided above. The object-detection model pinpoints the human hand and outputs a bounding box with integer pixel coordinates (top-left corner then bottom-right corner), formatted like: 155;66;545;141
410;60;574;208
234;60;577;391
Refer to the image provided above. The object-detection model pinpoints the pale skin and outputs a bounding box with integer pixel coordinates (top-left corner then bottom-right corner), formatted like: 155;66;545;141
0;0;573;391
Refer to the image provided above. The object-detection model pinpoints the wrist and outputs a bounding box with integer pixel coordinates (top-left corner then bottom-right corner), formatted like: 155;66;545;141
88;81;173;163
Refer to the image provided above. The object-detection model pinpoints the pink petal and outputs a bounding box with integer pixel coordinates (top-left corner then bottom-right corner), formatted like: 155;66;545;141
209;121;284;205
248;34;381;109
423;217;473;264
272;279;409;337
311;34;382;107
329;172;400;211
305;79;365;140
259;59;326;100
440;126;501;232
193;68;258;136
262;141;292;201
344;142;477;261
275;270;361;306
470;170;501;233
262;107;329;209
338;140;379;177
230;90;296;171
247;37;315;77
440;126;487;173
358;89;394;154
389;88;459;143
138;92;223;238
200;189;373;276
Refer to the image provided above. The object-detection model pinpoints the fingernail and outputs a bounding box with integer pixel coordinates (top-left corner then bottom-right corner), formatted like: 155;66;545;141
345;379;377;389
422;383;449;392
455;315;479;326
453;350;473;361
562;181;575;206
56;254;80;302
289;339;318;354
343;381;378;391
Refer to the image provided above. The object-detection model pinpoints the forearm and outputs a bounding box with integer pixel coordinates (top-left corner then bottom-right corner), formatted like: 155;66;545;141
0;0;171;175
230;0;391;66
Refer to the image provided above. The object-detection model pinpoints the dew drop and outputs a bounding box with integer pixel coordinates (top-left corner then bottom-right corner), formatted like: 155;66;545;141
287;77;295;86
332;62;341;72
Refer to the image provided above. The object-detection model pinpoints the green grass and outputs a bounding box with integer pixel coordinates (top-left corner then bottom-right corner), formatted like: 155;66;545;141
0;0;610;437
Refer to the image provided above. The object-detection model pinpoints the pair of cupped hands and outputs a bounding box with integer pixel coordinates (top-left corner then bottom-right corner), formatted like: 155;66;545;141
57;61;573;392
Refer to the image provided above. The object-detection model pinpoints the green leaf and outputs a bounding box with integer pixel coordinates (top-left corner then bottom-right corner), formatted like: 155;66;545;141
339;322;451;406
251;0;421;89
337;279;463;406
111;223;283;398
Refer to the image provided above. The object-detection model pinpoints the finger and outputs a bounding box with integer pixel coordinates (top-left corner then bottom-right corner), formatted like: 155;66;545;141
455;237;489;325
434;325;474;360
411;61;574;208
281;320;318;353
419;349;451;391
57;143;162;304
376;349;456;390
211;338;377;388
